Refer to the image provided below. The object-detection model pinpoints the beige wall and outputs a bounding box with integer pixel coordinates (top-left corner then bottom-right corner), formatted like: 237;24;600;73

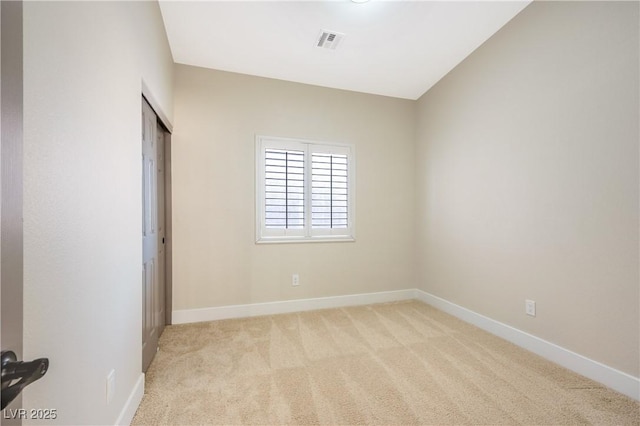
23;1;173;423
172;65;415;310
415;1;639;376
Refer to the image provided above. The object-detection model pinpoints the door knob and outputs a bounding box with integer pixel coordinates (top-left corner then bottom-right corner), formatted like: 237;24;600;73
1;351;49;410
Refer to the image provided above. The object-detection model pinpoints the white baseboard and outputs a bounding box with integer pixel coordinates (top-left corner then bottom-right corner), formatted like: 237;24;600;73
115;373;145;426
415;289;640;401
172;289;415;324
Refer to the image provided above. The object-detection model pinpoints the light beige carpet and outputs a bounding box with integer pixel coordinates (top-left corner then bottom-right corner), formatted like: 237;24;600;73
132;300;639;425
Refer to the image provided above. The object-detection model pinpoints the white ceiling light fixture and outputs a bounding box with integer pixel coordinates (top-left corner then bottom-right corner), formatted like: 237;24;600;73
351;0;370;3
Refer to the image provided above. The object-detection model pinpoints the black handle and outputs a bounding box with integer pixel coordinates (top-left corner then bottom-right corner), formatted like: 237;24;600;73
1;351;49;410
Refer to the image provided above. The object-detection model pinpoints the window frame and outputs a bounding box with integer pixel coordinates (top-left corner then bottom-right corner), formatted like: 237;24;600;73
255;135;356;244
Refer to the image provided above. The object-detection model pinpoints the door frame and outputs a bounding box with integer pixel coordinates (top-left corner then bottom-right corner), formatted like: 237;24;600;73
161;130;173;326
141;84;173;327
1;0;25;418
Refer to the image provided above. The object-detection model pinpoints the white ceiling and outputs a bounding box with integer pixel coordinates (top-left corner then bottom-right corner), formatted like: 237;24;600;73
159;1;531;100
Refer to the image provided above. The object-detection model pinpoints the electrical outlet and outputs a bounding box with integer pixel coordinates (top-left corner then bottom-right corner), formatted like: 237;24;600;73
106;369;115;404
292;274;300;286
525;299;536;317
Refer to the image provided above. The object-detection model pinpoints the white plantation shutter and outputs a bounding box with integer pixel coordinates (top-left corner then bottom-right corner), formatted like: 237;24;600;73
264;149;305;229
311;153;348;229
256;136;355;243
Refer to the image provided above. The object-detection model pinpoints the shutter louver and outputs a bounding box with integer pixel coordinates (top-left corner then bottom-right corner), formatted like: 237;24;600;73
311;153;348;229
264;149;305;229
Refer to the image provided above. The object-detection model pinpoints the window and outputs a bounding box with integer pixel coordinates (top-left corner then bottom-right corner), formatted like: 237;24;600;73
256;135;355;243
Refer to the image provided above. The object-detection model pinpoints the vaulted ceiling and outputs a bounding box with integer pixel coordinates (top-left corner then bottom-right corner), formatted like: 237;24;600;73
159;1;531;100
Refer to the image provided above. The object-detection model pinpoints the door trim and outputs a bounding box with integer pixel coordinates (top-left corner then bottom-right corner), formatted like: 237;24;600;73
162;131;173;325
141;81;172;132
1;0;24;417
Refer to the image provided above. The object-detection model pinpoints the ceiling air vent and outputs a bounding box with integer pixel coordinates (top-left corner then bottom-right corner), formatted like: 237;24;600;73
316;30;345;50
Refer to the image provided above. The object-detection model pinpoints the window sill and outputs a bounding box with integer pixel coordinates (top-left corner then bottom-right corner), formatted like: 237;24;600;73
255;236;356;244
